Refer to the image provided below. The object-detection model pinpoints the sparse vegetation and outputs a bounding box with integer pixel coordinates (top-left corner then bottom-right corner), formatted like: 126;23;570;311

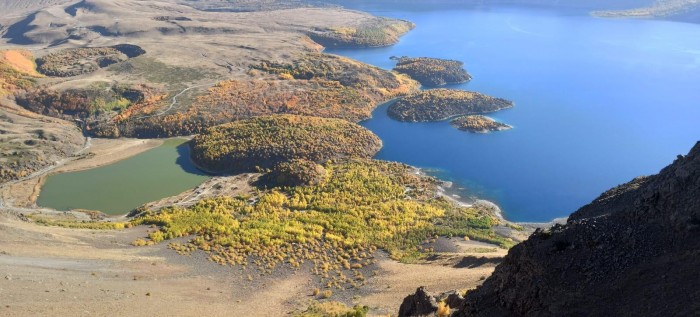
393;57;472;87
388;89;513;122
31;215;130;230
108;56;210;85
190;115;382;173
295;301;368;317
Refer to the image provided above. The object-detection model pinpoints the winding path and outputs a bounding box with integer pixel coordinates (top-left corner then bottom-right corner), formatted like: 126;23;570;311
133;82;215;120
0;137;92;211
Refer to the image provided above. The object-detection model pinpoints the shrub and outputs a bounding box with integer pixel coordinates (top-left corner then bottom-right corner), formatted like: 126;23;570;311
190;115;382;173
131;160;512;288
436;301;450;317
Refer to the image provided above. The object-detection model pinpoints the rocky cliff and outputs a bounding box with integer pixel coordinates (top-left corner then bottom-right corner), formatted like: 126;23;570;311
400;142;700;316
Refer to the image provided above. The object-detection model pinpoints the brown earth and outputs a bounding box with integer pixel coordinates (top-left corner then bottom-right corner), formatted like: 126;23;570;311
0;209;508;316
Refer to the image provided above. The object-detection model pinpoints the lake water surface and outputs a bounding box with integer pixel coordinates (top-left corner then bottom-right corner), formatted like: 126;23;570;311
330;7;700;221
37;139;210;215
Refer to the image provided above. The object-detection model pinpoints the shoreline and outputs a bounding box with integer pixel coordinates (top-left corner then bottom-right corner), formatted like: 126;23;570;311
415;166;565;228
53;138;164;174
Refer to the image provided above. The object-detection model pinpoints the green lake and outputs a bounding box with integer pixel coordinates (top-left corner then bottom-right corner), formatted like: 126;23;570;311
36;139;211;215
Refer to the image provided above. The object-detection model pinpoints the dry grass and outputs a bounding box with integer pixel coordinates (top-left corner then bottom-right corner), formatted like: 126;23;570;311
2;50;41;76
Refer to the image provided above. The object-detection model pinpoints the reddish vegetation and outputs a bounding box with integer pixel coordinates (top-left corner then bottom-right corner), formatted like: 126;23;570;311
2;50;41;76
111;54;419;138
0;50;41;97
113;93;167;122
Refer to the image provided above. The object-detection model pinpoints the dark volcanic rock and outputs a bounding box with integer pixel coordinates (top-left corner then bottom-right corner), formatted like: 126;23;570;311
445;142;700;316
398;288;467;317
398;287;438;317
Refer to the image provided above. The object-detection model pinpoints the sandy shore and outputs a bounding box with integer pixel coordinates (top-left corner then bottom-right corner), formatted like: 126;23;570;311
54;138;164;174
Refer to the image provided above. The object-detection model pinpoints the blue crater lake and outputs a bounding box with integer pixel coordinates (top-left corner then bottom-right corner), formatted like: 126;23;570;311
330;7;700;222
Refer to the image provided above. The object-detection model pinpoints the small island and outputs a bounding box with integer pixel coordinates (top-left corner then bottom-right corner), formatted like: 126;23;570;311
450;115;512;133
392;56;472;87
388;89;513;122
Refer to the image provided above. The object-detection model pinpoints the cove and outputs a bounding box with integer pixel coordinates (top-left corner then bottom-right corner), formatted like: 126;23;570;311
37;139;210;215
330;6;700;222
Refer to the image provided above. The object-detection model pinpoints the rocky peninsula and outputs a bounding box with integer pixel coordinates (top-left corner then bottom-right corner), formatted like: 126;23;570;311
388;89;513;122
392;57;472;87
308;18;415;48
450;115;512;133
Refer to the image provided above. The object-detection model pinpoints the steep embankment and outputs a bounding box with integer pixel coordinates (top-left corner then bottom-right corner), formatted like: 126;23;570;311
400;142;700;316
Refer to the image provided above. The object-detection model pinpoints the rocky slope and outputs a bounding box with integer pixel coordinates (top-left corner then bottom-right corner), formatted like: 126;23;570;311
399;142;700;316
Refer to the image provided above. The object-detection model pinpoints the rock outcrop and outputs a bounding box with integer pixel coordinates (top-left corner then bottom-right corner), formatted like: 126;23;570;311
399;287;468;317
400;142;700;316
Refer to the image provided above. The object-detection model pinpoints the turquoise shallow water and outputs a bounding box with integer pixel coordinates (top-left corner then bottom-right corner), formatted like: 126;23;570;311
330;6;700;222
37;139;210;215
